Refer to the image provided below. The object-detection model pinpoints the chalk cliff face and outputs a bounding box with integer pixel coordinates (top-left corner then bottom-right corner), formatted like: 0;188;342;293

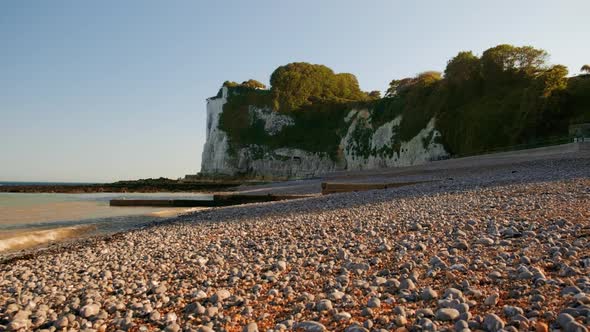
200;87;236;175
200;87;449;178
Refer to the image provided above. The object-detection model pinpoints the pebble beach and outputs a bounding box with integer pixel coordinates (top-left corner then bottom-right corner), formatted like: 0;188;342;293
1;155;589;332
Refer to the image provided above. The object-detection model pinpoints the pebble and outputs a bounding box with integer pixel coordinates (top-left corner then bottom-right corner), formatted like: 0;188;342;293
556;313;575;328
295;321;327;331
80;304;101;318
422;287;438;301
535;321;548;332
564;321;588;332
210;289;231;303
367;297;381;308
478;237;494;246
334;311;352;321
317;299;333;311
165;323;181;332
399;279;416;291
344;325;369;332
443;288;463;300
484;293;499;306
0;163;588;332
435;308;460;321
329;290;345;301
243;322;259;332
483;313;505;332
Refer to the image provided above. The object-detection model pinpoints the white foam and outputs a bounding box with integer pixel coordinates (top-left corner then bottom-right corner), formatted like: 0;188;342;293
0;225;94;252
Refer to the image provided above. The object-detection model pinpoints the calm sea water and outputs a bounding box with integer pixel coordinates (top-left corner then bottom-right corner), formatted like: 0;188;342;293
0;190;211;253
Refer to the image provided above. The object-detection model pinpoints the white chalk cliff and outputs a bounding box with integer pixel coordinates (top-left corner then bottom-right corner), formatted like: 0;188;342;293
200;87;236;175
201;87;449;178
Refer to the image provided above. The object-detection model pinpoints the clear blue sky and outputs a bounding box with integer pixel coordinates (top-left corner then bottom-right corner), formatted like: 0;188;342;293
1;1;589;182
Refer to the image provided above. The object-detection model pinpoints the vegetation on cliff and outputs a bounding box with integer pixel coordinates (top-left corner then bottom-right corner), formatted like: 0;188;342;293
217;44;590;158
269;62;373;112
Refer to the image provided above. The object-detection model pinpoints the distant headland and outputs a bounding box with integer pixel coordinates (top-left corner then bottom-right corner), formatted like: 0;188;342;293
200;44;590;179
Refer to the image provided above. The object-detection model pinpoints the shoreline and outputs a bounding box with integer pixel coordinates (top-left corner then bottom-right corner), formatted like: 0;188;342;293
0;202;207;257
0;183;242;194
0;155;589;331
0;212;188;265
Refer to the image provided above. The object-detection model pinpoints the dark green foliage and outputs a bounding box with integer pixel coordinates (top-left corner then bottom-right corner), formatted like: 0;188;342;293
217;87;273;155
397;72;443;141
269;62;369;112
217;45;590;161
367;90;382;99
481;44;548;81
445;51;479;85
222;81;239;88
564;75;590;123
275;102;352;158
240;79;266;89
370;97;405;128
348;118;374;158
218;85;351;159
434;45;586;155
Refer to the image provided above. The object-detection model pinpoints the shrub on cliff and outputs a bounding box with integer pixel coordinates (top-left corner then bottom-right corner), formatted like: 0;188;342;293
565;74;590;123
217;44;590;161
435;44;573;155
240;79;266;89
269;62;368;112
222;81;239;88
376;44;582;155
367;90;381;99
222;79;266;90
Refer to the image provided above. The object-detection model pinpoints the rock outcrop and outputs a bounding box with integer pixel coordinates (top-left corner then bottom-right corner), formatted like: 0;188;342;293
200;87;449;178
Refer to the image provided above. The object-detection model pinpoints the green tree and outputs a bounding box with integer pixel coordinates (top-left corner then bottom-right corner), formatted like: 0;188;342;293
481;44;548;81
514;46;548;74
269;62;367;111
415;71;442;86
582;64;590;74
367;90;381;99
538;65;569;96
222;81;239;88
241;79;266;89
445;51;480;84
481;44;518;76
385;77;418;97
385;79;402;97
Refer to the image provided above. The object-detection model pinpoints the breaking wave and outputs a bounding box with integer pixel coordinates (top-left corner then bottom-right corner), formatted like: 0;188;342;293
0;225;96;252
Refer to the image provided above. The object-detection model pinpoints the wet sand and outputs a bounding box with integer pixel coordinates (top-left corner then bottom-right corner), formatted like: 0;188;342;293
0;193;210;254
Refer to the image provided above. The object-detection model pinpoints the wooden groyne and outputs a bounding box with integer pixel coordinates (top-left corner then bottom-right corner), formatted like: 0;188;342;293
321;181;429;195
109;194;312;207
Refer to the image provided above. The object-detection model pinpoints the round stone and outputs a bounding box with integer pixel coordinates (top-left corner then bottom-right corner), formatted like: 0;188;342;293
422;287;438;301
242;322;259;332
316;299;333;312
295;321;326;332
367;297;381;308
80;304;100;318
483;313;505;332
435;308;460;321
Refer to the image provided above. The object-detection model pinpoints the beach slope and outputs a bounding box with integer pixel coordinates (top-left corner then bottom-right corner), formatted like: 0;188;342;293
0;152;589;331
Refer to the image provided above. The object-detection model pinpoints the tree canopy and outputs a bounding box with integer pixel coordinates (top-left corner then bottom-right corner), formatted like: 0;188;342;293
269;62;368;111
218;44;590;160
241;79;266;89
480;44;548;81
223;80;266;89
367;90;381;99
445;51;480;85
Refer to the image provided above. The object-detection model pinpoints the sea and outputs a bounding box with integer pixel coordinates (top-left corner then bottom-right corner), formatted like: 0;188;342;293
0;182;212;254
